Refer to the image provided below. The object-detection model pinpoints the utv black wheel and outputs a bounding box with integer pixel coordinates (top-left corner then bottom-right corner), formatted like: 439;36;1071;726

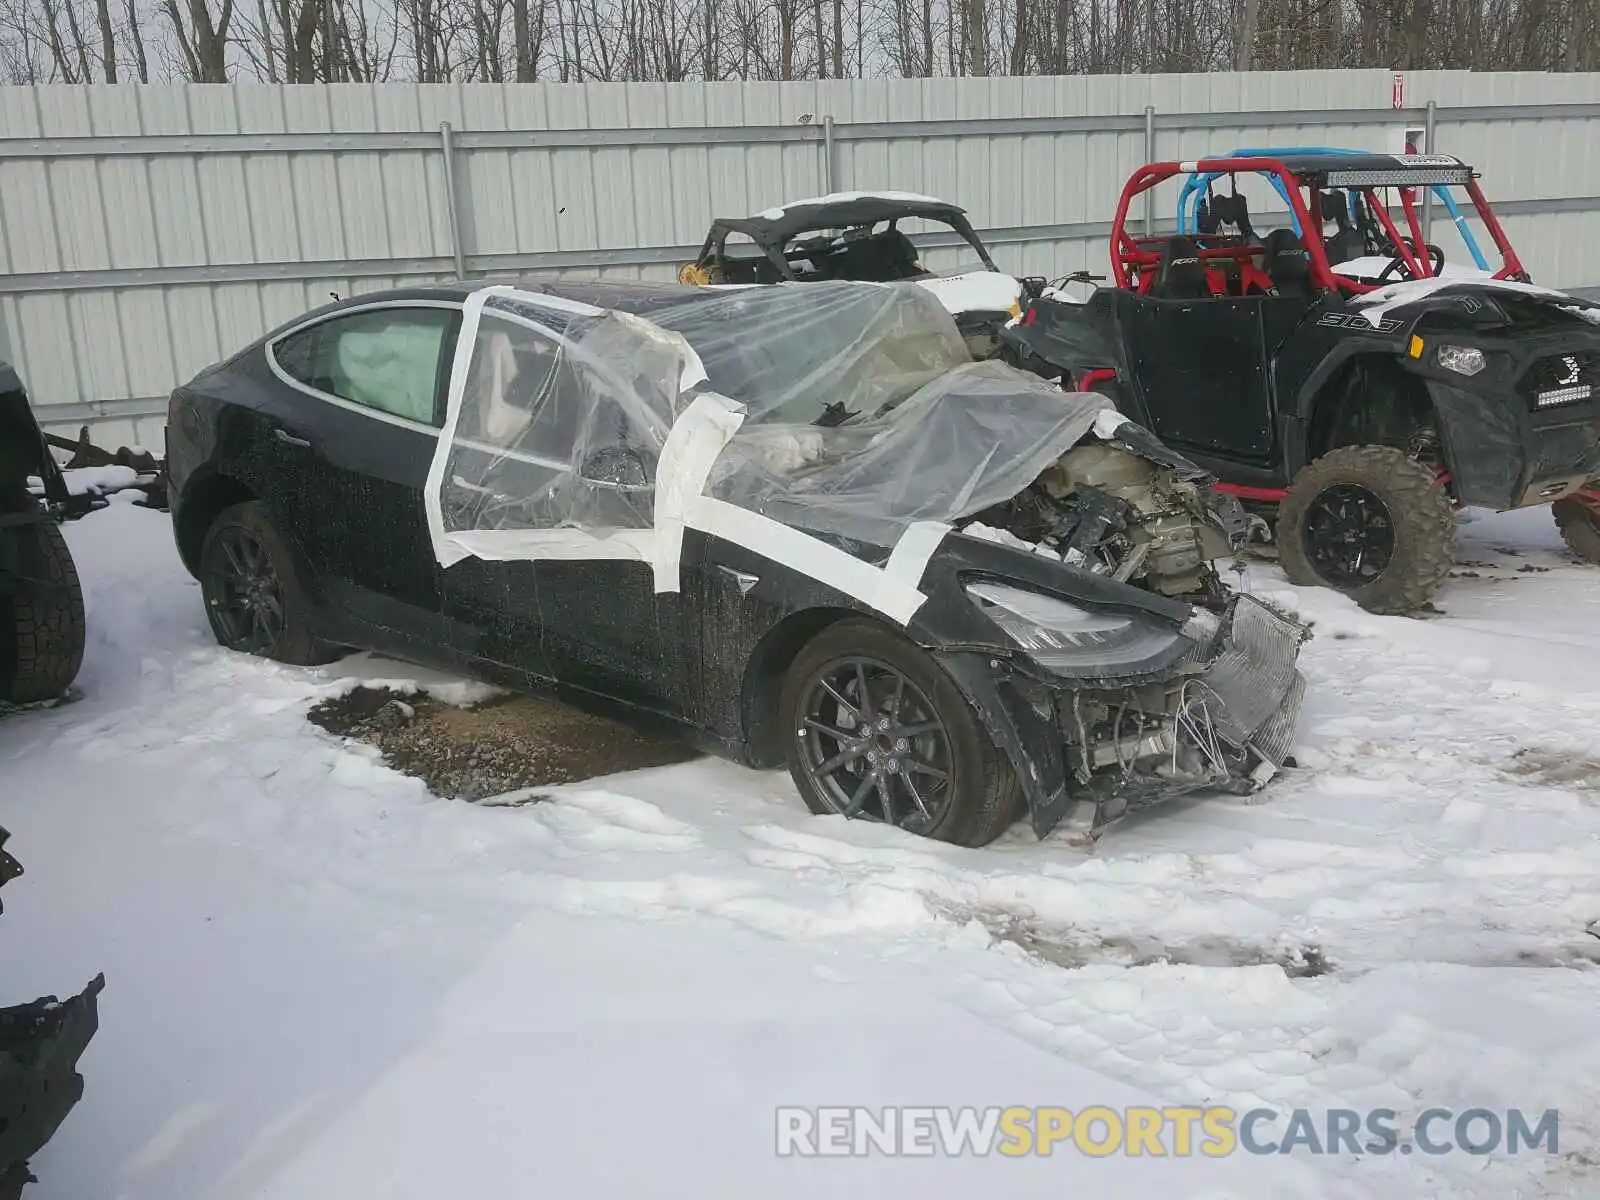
0;520;86;704
778;618;1022;847
1277;445;1455;615
1553;497;1600;565
199;501;338;665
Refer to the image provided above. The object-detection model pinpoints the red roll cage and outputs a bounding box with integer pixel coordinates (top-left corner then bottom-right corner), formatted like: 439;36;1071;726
1109;158;1528;297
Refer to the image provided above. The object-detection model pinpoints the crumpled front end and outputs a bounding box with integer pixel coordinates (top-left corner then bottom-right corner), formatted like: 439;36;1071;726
1055;593;1310;831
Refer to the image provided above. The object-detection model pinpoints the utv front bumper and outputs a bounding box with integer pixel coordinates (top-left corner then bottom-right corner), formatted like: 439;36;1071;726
1425;348;1600;510
944;594;1310;838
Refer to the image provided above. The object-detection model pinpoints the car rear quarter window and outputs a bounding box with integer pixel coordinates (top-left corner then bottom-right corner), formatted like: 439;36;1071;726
270;307;457;427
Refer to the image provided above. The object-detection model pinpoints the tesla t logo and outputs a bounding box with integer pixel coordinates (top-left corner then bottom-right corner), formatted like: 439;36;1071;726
1557;356;1582;385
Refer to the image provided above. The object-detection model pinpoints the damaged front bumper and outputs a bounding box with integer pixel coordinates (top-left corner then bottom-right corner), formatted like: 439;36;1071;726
941;593;1310;838
1427;377;1600;509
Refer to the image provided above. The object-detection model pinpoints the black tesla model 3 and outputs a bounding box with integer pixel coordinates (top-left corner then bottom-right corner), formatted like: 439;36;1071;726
166;277;1307;846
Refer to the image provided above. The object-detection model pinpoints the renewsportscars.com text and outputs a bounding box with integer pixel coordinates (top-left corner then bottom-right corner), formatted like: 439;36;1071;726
775;1105;1560;1158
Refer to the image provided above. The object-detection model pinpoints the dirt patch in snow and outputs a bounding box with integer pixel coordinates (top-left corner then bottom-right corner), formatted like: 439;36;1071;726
933;900;1334;978
307;686;700;801
1504;746;1600;791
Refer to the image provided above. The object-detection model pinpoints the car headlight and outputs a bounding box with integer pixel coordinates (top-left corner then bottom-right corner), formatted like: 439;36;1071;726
965;581;1188;670
1437;344;1487;376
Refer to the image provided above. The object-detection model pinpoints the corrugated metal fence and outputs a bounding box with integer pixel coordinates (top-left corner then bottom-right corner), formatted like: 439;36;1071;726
3;69;1599;448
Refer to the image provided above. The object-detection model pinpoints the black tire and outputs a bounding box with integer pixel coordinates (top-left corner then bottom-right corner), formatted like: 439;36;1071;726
0;520;86;704
1553;497;1600;565
198;501;338;665
778;617;1023;847
1277;445;1455;615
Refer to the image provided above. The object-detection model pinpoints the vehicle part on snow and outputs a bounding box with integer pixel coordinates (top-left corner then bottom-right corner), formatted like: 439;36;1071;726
681;192;1030;358
0;827;104;1200
168;276;1309;844
1;365;87;705
1000;152;1600;614
42;425;169;512
1553;486;1600;564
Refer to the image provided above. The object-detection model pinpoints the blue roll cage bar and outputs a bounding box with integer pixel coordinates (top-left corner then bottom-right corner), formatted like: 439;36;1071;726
1174;145;1491;271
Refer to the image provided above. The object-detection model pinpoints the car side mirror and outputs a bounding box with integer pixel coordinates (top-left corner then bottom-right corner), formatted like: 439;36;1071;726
577;444;653;491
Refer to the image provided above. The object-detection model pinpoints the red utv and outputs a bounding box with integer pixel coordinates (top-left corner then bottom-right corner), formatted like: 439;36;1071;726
1001;152;1600;612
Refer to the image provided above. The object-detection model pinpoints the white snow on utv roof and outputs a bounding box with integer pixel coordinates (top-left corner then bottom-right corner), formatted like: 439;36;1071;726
755;191;953;220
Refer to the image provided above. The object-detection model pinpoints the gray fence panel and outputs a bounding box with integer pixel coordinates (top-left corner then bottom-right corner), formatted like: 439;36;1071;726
2;71;1599;448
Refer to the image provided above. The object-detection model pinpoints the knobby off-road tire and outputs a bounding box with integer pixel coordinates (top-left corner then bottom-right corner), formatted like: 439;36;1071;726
0;520;86;704
779;618;1023;847
1552;497;1600;565
1278;445;1456;615
199;501;339;666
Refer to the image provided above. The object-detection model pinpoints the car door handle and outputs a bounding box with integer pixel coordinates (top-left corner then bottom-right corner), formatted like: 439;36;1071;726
274;428;312;449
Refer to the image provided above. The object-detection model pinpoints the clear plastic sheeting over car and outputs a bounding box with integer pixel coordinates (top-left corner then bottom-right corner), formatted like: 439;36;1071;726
426;281;1133;623
426;288;705;567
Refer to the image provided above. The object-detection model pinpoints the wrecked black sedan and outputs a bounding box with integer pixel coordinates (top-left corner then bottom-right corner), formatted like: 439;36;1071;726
166;278;1308;845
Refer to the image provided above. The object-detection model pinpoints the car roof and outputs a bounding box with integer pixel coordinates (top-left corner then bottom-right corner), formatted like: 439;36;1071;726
709;191;969;245
251;278;803;347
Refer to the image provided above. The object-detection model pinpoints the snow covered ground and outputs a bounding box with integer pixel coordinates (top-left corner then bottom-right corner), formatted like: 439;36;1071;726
4;497;1600;1199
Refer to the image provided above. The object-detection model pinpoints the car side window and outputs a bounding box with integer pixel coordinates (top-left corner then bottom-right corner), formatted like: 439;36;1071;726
271;307;457;427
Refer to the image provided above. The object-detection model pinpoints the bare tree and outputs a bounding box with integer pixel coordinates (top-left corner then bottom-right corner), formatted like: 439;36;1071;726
162;0;234;78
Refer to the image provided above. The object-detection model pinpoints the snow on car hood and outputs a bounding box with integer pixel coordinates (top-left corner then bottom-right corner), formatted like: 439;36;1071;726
911;270;1022;316
1349;276;1600;327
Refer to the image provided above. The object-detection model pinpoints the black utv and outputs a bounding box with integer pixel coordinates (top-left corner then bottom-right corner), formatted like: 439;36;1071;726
1002;153;1600;613
1;363;86;705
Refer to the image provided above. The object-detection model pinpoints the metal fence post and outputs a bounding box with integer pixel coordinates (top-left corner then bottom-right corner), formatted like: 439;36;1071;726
1421;100;1437;246
439;121;467;279
1143;105;1156;237
822;115;836;193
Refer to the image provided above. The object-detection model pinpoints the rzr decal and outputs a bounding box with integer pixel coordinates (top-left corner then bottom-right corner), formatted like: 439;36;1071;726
1317;312;1405;335
1558;356;1582;386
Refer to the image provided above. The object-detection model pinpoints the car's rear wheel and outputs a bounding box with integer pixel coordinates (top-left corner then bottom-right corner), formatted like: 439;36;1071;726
1;519;86;704
1553;495;1600;565
778;618;1022;846
1277;445;1455;615
199;501;338;665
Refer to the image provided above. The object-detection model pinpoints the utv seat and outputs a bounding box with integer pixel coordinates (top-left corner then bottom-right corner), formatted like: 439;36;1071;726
1151;237;1210;299
1318;192;1367;265
1262;228;1312;297
1204;193;1257;243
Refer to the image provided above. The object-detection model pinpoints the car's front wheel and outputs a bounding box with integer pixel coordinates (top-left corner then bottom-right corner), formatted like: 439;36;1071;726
1553;494;1600;565
1277;445;1455;615
778;618;1022;846
199;501;338;665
